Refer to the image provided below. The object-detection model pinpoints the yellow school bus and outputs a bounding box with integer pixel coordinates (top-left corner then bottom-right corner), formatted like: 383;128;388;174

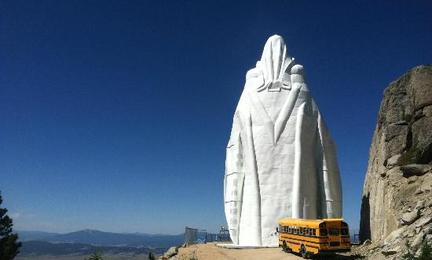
278;218;351;258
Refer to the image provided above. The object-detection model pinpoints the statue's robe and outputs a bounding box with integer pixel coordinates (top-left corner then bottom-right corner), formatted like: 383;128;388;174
224;35;342;246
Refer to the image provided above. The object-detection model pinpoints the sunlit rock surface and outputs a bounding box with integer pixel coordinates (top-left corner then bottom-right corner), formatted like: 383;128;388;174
357;65;432;259
224;35;342;247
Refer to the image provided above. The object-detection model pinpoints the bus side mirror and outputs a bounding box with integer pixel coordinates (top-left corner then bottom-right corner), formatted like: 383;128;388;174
276;227;279;233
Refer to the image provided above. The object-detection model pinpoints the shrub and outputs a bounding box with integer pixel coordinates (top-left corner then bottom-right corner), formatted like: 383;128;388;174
0;192;22;260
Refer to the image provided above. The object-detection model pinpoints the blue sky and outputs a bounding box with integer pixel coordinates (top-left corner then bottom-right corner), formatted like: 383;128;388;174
0;0;431;234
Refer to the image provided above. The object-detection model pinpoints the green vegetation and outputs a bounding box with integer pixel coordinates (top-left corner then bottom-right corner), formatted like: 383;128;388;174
0;192;22;260
402;240;432;260
86;251;104;260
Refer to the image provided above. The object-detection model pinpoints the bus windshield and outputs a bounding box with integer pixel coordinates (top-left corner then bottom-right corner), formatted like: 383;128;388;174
320;229;327;236
328;228;340;236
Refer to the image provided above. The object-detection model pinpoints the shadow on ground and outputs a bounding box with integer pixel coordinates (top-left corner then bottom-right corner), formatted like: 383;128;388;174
311;254;365;259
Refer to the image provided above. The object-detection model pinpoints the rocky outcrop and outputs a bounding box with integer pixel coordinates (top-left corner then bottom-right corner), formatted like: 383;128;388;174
159;245;180;260
359;65;432;259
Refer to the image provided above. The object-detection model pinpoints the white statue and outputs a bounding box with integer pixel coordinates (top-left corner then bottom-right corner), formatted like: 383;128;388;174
224;35;342;247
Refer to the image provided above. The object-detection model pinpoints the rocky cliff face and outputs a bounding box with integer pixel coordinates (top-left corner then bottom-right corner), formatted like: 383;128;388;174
359;65;432;258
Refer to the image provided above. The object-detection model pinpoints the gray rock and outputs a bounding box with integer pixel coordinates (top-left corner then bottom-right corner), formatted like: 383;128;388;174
415;200;425;210
360;65;432;252
163;246;178;258
425;223;432;234
412;116;432;156
384;227;406;245
415;216;432;228
411;231;425;250
424;105;432;117
420;178;432;193
410;66;432;109
401;164;432;177
408;176;418;184
415;188;424;195
382;245;400;256
401;210;420;225
362;239;372;246
386;154;402;168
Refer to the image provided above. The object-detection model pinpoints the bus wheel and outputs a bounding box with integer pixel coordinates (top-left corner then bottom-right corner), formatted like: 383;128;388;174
282;242;291;253
300;245;311;259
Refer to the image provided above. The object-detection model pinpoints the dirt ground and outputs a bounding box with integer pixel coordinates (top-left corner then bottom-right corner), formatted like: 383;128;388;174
176;243;360;260
16;254;149;260
176;243;303;260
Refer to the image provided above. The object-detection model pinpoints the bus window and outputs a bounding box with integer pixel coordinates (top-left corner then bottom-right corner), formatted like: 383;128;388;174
320;229;327;236
312;229;316;236
329;228;339;236
341;229;349;236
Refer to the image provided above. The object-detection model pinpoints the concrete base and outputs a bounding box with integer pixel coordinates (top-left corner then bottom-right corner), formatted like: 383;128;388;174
216;243;279;249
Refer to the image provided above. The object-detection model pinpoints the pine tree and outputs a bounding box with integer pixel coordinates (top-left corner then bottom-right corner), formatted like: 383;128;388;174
0;192;22;260
86;251;104;260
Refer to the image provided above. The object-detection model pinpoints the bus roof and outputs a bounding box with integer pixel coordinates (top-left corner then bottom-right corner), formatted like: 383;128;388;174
278;218;345;227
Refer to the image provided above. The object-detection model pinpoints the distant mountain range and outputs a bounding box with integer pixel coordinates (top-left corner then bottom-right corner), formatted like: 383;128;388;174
19;229;184;247
20;240;162;256
18;229;184;256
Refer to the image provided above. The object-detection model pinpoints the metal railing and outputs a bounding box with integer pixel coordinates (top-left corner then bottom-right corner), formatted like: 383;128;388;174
184;226;231;244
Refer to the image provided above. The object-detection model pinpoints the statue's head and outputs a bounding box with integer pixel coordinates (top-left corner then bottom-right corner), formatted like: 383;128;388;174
255;35;294;92
260;35;290;83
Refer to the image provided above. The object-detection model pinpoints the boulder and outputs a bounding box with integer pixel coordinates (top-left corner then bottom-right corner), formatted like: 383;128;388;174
401;210;420;225
386;154;402;168
384;227;406;246
381;245;400;256
163;246;178;259
401;164;431;177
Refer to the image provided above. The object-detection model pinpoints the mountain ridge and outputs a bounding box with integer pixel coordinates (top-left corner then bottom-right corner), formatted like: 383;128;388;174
18;229;184;248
